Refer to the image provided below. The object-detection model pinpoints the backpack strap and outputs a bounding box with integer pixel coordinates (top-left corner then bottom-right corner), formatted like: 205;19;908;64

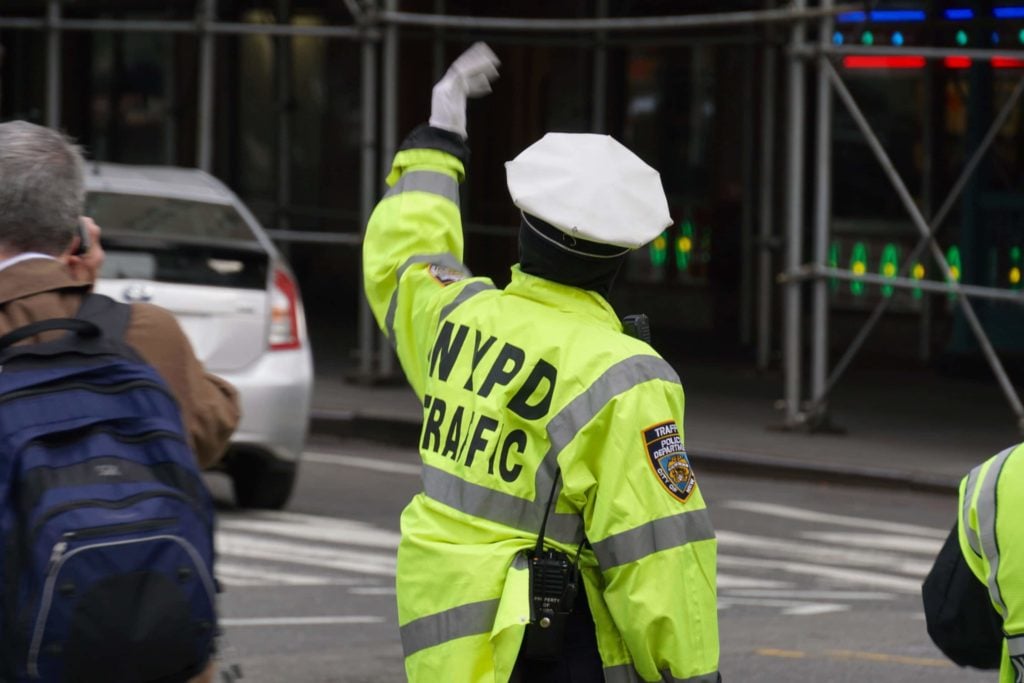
74;293;132;341
0;318;99;352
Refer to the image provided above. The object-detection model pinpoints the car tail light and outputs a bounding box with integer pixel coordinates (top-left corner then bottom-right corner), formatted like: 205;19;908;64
269;268;301;351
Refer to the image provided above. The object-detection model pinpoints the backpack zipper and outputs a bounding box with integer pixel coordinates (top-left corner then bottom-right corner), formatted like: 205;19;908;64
27;529;216;679
0;379;175;406
29;490;209;545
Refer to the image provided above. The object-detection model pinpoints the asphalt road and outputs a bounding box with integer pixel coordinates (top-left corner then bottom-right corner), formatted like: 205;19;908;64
202;437;991;683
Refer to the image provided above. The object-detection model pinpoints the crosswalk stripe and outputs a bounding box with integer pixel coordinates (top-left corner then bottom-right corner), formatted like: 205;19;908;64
218;517;400;550
716;529;933;576
718;597;848;616
221;616;385;627
216;562;371;587
718;554;923;593
218;533;396;577
723;501;946;538
722;589;893;600
304;451;421;475
717;574;791;589
800;531;944;555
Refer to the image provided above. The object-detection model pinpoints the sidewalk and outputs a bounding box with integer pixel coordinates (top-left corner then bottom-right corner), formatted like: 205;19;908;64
309;355;1023;494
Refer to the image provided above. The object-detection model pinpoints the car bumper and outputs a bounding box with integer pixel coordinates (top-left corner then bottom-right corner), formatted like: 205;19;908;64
216;346;313;464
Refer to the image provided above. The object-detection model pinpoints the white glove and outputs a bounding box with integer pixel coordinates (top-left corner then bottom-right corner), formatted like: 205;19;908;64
429;42;501;140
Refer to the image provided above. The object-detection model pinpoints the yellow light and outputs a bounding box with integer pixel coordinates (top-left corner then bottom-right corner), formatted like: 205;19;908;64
883;263;896;277
654;237;666;250
678;236;693;253
1011;267;1022;285
912;263;925;280
949;265;960;281
852;262;866;275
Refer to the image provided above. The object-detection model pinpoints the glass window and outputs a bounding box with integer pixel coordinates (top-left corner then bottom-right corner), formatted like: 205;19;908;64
85;192;257;243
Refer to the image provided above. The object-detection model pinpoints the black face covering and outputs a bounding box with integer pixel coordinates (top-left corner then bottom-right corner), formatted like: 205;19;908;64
517;213;628;298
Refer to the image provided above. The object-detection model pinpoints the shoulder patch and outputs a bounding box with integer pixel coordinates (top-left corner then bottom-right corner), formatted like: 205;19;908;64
642;420;696;503
429;263;468;286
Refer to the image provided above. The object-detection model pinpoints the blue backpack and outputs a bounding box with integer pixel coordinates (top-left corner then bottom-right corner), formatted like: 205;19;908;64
0;294;218;683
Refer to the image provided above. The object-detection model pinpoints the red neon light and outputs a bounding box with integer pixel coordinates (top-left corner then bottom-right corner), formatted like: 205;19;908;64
842;55;927;69
945;56;972;69
993;56;1024;68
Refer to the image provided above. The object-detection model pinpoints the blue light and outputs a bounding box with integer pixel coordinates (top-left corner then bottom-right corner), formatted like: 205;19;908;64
892;31;904;46
945;8;974;20
995;7;1024;19
837;11;866;22
837;9;926;23
993;31;1001;44
833;31;844;45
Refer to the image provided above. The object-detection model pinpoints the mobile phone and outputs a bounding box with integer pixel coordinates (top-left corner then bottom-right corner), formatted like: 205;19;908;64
73;219;91;256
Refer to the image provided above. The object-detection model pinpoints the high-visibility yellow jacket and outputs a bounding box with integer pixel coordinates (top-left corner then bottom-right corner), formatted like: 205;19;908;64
363;127;720;683
958;442;1024;683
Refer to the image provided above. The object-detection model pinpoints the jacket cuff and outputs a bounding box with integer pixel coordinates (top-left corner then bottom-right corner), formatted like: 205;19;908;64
399;124;470;166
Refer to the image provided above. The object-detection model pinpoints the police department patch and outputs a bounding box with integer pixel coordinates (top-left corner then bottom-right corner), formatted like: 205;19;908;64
642;421;695;503
429;263;467;286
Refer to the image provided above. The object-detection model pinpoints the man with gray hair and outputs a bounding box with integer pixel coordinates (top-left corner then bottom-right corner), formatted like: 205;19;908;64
0;120;239;682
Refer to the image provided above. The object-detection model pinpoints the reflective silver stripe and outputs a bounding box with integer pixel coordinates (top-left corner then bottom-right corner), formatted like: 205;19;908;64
591;508;715;570
976;446;1018;617
420;355;681;544
604;665;719;683
604;665;643;683
961;464;984;557
384;253;469;343
399;598;499;657
384;169;459;203
1008;634;1024;657
438;280;495;323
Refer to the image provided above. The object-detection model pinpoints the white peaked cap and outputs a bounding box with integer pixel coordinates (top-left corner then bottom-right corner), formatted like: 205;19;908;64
505;133;672;250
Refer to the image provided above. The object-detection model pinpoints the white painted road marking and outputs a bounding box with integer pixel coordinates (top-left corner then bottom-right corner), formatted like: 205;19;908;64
221;616;385;627
723;501;946;538
718;554;924;593
304;451;421;475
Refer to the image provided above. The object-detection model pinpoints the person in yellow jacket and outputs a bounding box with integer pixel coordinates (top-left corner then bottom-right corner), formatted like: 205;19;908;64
363;42;720;683
923;442;1024;682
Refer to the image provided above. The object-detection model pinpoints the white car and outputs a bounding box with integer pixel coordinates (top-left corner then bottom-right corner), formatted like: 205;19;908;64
85;163;313;509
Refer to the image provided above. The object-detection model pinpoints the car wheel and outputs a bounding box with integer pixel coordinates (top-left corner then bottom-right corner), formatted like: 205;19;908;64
229;453;297;510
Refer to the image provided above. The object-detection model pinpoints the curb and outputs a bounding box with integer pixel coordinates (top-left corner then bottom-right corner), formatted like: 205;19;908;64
309;410;960;495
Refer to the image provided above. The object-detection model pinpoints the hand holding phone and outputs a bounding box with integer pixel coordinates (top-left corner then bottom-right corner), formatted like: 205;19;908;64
73;217;91;256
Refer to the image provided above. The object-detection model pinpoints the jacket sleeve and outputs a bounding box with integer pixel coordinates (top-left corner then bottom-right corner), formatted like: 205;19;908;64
563;365;719;682
922;522;1003;669
362;125;494;399
126;303;240;469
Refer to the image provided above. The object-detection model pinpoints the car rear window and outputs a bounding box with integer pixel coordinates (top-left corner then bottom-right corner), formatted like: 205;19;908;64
85;192;257;242
100;238;269;290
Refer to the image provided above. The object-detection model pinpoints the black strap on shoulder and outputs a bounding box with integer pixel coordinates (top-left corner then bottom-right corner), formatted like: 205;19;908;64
75;293;132;341
0;318;99;352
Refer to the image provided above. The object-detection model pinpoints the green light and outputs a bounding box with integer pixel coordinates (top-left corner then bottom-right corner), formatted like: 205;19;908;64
946;245;961;301
1011;246;1021;263
650;232;668;268
828;242;840;291
676;221;695;271
1019;29;1024;44
956;30;968;47
862;30;874;46
850;242;868;296
880;243;900;298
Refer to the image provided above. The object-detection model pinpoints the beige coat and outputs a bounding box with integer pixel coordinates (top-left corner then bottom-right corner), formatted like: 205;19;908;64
0;258;240;468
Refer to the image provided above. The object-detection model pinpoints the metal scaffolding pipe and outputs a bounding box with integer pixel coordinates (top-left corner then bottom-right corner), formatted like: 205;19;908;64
782;0;807;426
756;15;777;371
812;74;1024;406
591;0;609;133
0;18;366;39
265;230;363;245
44;0;60;129
196;0;216;173
380;5;857;32
358;6;379;382
739;42;756;347
825;60;1024;425
809;0;834;414
378;0;399;379
797;266;1024;304
813;44;1024;60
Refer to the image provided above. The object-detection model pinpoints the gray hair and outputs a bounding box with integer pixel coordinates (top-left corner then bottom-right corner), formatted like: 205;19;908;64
0;121;85;255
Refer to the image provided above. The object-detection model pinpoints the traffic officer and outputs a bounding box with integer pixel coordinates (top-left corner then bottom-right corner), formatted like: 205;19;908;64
922;442;1024;682
363;42;720;683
